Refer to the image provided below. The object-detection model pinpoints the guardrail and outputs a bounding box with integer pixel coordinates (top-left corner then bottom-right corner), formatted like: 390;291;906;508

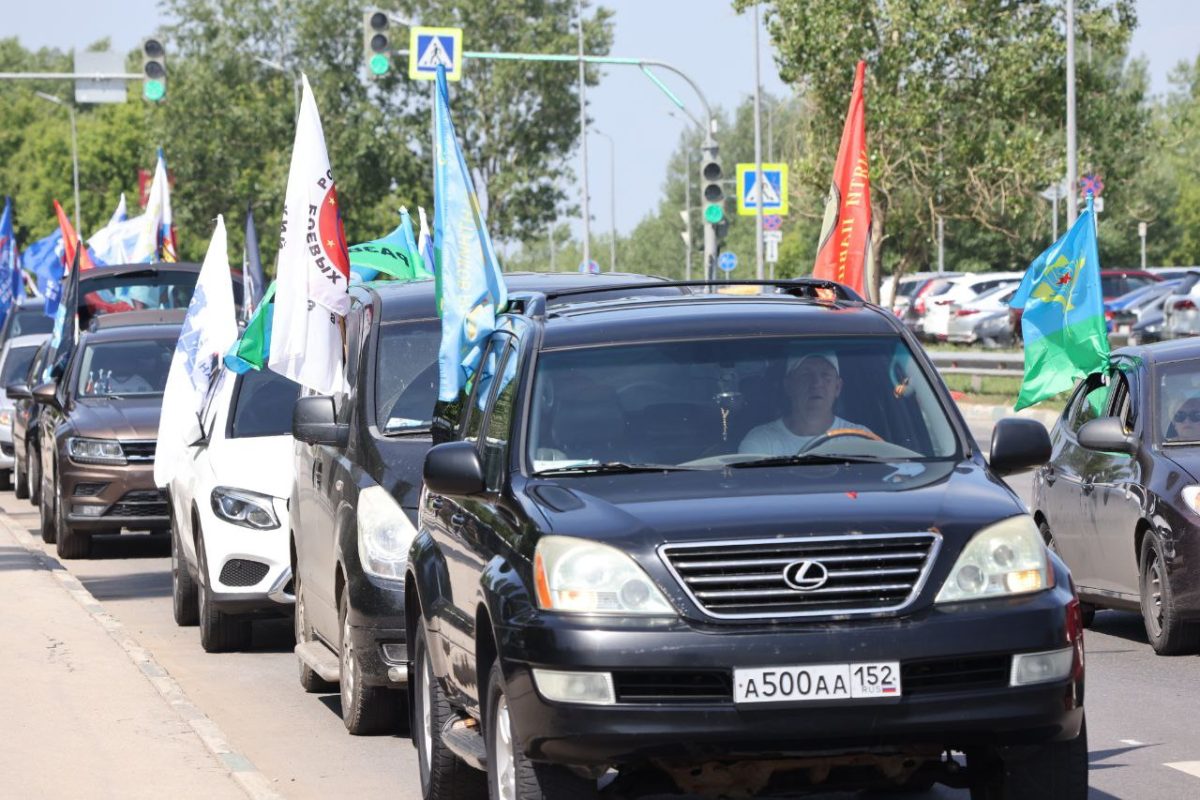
927;351;1023;391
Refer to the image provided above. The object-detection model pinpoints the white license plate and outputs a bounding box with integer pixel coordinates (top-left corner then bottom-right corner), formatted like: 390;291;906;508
733;662;901;704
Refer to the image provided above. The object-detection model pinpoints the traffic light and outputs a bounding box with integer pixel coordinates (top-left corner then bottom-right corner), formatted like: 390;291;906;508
363;11;392;77
141;38;166;102
700;144;724;225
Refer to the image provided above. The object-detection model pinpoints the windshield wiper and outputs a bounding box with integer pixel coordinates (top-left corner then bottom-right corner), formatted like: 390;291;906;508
728;453;895;469
534;461;700;476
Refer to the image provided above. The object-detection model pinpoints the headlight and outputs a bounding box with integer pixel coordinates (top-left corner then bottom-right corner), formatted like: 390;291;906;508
1181;486;1200;515
210;487;280;530
935;515;1052;603
357;485;417;580
533;535;675;615
68;437;126;465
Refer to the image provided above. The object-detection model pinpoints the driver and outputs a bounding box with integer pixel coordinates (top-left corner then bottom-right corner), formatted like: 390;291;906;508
738;352;874;455
105;349;159;393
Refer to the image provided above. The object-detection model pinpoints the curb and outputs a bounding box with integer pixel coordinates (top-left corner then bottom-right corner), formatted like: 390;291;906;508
0;516;286;800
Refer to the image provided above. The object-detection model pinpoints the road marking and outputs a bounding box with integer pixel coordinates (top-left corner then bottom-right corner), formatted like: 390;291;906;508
0;516;284;800
1166;762;1200;779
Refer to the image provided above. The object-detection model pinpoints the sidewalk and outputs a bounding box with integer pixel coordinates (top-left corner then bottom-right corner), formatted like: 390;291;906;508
0;521;247;800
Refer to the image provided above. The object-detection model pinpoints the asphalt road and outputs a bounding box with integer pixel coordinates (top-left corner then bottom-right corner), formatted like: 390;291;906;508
3;418;1200;799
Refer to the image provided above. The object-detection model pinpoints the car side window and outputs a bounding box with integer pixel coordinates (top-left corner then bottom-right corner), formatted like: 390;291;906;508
1066;374;1109;434
462;339;500;445
480;339;519;492
1106;373;1135;433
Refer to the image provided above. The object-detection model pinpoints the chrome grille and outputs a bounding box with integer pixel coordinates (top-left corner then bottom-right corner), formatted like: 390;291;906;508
121;440;156;463
660;532;941;620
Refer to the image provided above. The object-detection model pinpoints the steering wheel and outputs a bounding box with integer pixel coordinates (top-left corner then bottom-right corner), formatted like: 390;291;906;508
796;428;882;455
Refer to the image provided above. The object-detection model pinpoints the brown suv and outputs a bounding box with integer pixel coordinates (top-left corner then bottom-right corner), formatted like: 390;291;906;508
34;311;182;558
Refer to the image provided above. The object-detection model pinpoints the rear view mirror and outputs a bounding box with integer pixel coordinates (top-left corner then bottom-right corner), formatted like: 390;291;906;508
31;382;62;411
1078;417;1136;455
5;382;31;401
292;395;349;447
989;417;1051;476
424;442;486;496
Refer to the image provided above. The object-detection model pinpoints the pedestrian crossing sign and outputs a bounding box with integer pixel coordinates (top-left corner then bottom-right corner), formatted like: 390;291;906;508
409;27;463;81
736;163;789;216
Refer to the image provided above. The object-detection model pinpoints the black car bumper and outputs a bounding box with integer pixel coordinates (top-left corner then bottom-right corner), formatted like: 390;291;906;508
346;570;408;687
495;585;1082;766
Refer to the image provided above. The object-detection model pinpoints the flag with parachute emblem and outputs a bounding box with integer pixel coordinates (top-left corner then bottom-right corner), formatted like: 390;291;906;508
813;60;874;300
269;74;349;395
432;65;507;402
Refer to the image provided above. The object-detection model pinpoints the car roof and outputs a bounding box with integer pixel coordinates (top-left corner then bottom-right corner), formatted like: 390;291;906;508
536;292;898;349
88;308;188;330
80;262;201;279
4;333;51;350
948;272;1024;285
79;321;183;344
1115;337;1200;366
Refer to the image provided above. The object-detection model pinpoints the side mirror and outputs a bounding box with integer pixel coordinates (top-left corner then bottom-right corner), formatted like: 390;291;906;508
424;441;485;496
5;381;31;401
292;395;349;447
31;382;62;411
989;417;1051;476
1078;417;1137;455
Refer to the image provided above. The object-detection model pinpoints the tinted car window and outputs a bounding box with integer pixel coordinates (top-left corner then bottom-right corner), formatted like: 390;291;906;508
528;335;959;471
1100;275;1125;298
374;319;441;433
1;345;39;386
230;369;301;438
76;338;174;397
1066;376;1110;433
1159;361;1200;444
7;309;54;337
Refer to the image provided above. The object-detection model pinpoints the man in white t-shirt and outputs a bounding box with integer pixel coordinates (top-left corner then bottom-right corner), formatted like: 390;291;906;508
738;352;874;456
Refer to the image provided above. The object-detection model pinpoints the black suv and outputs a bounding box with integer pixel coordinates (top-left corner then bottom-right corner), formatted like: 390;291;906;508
407;280;1086;800
289;273;689;736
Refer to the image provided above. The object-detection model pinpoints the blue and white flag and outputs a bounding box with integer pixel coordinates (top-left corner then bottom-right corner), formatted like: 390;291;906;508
433;65;507;402
417;206;435;276
155;215;238;487
0;197;19;328
89;193;143;266
25;229;64;318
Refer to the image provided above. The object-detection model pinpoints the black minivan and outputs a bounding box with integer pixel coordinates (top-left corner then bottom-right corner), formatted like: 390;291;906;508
288;272;688;735
407;280;1086;800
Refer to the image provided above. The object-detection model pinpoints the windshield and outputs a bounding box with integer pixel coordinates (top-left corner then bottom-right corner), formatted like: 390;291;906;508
375;319;441;433
7;310;55;338
1158;361;1200;445
527;336;961;472
1;345;39;385
76;338;175;398
230;368;301;438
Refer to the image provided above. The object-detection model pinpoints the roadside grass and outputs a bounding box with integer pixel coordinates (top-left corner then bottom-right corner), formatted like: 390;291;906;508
943;373;1069;413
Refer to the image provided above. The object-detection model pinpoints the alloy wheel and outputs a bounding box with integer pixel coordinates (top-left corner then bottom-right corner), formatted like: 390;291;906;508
341;613;356;708
1148;551;1165;638
418;646;433;783
493;695;516;800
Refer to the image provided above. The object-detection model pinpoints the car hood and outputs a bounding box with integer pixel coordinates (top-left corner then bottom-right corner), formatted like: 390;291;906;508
208;434;294;499
70;396;162;441
521;459;1026;549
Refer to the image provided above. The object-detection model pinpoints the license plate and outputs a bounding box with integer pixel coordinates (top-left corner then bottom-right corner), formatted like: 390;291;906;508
733;662;901;704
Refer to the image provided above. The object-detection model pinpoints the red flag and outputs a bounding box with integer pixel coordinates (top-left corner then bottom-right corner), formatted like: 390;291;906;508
53;200;95;272
813;60;873;298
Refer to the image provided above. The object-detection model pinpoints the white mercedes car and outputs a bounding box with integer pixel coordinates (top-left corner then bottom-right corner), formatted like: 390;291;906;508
168;365;301;652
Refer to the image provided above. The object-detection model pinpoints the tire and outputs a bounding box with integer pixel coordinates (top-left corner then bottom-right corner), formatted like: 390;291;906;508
969;716;1088;800
38;470;55;544
485;660;596;800
197;529;252;652
14;454;28;500
170;509;199;626
295;568;336;693
1140;533;1200;655
55;497;90;559
414;624;486;800
1039;521;1095;628
339;591;401;735
28;443;41;506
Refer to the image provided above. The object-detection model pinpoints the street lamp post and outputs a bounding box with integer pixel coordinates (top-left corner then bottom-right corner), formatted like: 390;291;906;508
35;92;80;234
593;129;617;273
576;0;591;272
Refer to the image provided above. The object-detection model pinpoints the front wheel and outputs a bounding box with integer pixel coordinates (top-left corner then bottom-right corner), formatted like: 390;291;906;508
55;497;90;559
969;716;1088;800
485;660;597;800
197;529;252;652
414;624;486;800
339;591;401;735
14;453;28;499
28;443;41;506
38;470;56;544
1140;533;1200;655
170;510;199;626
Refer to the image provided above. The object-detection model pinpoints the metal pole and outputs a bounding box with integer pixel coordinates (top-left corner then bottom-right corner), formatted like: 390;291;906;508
1052;194;1058;241
767;102;774;161
68;105;81;234
752;3;765;281
549;225;556;270
937;216;944;273
1066;0;1078;225
592;130;617;272
685;158;692;281
577;0;591;272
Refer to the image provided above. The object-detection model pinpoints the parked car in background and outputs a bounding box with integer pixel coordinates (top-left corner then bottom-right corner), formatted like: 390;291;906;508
900;273;963;335
7;340;52;501
168;366;301;652
0;298;55;351
1148;266;1197;280
1107;280;1181;344
975;311;1018;349
289;272;690;736
34;311;181;558
882;271;950;316
1158;271;1200;341
0;333;50;490
923;272;1023;341
1012;269;1163;342
1033;340;1200;655
946;282;1021;344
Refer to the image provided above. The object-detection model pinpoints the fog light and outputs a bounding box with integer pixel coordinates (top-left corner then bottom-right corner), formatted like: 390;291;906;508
1011;647;1074;686
72;504;105;517
532;668;615;705
380;643;407;664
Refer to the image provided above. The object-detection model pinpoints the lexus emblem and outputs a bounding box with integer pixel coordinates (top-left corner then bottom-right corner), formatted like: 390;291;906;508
783;559;830;592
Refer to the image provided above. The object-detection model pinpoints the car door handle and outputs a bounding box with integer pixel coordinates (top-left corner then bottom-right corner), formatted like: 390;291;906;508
450;513;466;528
429;495;444;510
1044;466;1056;485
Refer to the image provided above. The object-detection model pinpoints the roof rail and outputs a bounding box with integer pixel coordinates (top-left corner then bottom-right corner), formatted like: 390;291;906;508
537;279;863;304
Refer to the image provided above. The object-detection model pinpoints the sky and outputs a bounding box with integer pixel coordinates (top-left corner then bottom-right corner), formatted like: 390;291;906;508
3;0;1196;245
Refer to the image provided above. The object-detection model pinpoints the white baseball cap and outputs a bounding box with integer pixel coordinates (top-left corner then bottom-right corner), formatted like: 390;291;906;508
786;352;840;377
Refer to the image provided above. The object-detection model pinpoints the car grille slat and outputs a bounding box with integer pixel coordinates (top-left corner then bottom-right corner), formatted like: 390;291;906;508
661;533;940;620
120;440;156;463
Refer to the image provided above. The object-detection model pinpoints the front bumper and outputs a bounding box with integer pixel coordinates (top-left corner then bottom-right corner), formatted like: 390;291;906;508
59;459;168;532
200;499;294;615
495;585;1082;767
345;568;408;688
